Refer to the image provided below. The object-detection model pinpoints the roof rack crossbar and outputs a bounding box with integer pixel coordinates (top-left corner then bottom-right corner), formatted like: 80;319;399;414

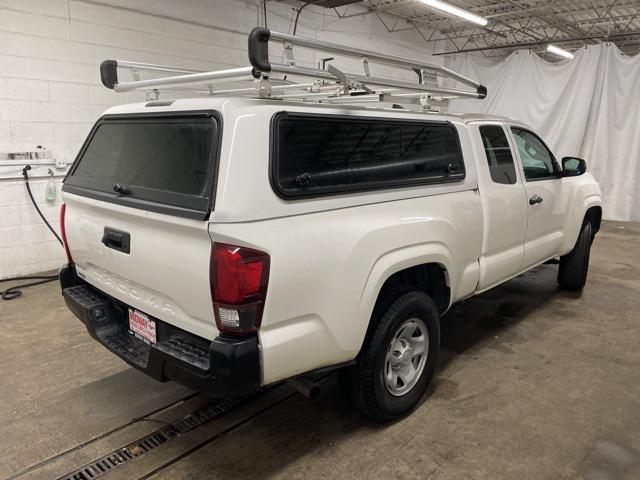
103;64;254;92
266;64;482;99
258;29;481;91
117;61;204;75
99;27;487;104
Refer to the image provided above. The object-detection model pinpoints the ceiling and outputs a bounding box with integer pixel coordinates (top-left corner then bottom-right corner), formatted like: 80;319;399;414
332;0;640;58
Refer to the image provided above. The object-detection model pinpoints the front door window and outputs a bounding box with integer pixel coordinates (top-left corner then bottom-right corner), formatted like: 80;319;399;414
511;128;557;180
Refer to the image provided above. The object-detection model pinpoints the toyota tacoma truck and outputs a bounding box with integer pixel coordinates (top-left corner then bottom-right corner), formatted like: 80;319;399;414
58;29;602;422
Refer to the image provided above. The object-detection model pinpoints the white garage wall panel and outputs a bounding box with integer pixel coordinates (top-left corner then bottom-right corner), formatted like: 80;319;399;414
0;0;444;279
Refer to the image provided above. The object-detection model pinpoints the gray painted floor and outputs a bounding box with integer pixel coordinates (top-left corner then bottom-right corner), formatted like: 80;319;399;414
1;221;639;480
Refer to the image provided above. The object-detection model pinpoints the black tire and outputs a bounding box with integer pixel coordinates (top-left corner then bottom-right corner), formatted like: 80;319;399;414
558;221;593;291
341;291;440;422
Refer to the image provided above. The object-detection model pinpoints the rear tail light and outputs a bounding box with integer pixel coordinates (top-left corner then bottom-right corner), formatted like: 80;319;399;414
210;243;270;336
60;203;73;264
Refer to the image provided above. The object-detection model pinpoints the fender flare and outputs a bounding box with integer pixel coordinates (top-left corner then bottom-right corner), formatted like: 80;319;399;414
578;194;603;231
353;242;454;348
563;194;602;254
581;195;602;222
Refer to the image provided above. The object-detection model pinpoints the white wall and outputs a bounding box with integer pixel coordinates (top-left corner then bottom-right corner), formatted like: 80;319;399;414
0;0;443;279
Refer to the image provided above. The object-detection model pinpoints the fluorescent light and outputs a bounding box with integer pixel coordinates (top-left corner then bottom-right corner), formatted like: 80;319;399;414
546;44;574;59
419;0;488;26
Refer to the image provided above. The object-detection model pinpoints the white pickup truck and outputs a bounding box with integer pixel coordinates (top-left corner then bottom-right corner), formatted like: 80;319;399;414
59;29;602;421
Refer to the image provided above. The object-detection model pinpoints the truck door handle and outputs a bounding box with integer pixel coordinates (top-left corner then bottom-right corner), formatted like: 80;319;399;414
101;227;131;254
529;195;543;205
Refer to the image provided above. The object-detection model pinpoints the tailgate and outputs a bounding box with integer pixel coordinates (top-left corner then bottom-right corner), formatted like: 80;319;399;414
62;112;221;340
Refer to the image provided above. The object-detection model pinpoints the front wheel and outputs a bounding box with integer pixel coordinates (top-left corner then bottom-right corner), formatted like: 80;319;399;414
341;291;440;422
558;221;593;291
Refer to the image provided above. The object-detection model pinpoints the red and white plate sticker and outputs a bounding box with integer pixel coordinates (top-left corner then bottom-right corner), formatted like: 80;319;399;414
128;308;157;344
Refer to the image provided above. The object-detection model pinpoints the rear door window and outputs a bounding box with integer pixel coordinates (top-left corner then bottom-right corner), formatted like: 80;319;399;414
479;125;517;184
271;113;464;198
64;113;219;219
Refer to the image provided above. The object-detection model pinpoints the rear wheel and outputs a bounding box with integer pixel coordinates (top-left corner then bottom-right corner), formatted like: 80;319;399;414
558;221;593;291
341;291;440;422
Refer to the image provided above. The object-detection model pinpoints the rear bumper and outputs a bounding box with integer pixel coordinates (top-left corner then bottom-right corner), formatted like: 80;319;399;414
60;265;260;398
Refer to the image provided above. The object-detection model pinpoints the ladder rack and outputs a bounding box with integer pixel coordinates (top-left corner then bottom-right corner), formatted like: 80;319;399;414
99;27;486;108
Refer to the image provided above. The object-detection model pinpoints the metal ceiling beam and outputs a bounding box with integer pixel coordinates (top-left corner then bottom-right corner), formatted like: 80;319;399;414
330;0;640;57
433;29;640;54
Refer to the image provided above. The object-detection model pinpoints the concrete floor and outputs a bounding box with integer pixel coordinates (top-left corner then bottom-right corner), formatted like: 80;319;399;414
1;221;640;480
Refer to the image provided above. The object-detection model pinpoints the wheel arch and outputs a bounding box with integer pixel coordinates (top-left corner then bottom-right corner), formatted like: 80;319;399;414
354;243;454;356
562;193;603;254
584;205;602;237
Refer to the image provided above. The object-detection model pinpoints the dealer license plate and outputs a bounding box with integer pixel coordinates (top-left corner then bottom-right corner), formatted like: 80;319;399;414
128;308;157;345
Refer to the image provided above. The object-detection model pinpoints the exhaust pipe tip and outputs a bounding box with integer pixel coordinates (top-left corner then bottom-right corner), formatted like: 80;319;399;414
288;377;321;400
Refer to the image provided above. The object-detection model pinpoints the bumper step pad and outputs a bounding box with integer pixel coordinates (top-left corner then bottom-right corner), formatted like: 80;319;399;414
101;330;151;368
155;335;210;370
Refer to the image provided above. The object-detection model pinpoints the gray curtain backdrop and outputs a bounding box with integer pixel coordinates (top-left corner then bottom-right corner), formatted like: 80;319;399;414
444;43;640;221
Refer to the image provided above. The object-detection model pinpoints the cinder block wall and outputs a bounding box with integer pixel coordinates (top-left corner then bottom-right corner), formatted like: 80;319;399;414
0;0;443;278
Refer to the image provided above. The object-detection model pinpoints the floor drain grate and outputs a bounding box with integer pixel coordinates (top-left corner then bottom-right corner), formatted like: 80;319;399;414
57;397;238;480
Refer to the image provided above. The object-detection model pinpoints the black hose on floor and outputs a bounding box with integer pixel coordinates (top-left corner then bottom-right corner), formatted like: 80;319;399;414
1;165;63;300
0;275;59;300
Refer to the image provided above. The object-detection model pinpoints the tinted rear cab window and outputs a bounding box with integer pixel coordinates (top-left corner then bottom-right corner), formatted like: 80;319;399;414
64;113;219;219
272;113;464;198
479;125;517;184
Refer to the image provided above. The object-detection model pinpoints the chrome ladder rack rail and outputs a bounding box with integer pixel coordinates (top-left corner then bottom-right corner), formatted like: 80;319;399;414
99;27;487;107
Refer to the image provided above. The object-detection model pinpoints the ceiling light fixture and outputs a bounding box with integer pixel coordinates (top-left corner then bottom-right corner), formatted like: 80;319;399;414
419;0;488;26
546;44;574;59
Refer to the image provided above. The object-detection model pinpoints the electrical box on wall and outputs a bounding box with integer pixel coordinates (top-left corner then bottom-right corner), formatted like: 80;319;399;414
0;147;70;181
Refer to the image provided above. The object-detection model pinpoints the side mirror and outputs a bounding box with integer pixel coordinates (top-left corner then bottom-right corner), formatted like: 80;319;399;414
561;157;587;176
